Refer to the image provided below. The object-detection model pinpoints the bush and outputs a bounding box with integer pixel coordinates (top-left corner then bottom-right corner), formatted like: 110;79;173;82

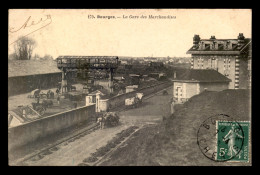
83;156;98;163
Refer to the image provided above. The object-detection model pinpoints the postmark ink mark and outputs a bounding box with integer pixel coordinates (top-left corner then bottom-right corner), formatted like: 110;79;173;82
197;114;249;162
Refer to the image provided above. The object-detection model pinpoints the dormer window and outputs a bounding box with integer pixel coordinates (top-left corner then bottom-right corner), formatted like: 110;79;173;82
205;44;210;50
232;44;237;49
218;44;224;50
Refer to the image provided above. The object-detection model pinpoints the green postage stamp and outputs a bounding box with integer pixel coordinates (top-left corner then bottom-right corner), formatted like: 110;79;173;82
216;121;250;162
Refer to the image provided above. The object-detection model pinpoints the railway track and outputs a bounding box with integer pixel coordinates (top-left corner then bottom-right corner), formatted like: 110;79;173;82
14;123;100;165
92;126;141;166
111;86;172;112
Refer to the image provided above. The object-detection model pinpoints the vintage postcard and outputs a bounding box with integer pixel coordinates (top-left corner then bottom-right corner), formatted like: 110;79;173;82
8;9;252;166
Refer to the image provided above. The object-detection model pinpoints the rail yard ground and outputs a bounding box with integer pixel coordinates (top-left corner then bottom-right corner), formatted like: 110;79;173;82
9;86;251;166
8;84;85;116
10;86;173;166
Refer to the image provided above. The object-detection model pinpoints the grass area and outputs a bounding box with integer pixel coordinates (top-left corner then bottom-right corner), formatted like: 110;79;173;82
100;89;251;166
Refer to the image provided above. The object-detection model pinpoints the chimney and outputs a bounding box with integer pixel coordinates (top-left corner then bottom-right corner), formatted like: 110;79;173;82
174;71;177;79
193;34;200;48
210;35;216;40
238;33;245;47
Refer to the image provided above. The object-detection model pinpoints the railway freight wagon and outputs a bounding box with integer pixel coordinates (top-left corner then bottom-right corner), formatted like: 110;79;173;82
57;56;119;70
125;93;144;108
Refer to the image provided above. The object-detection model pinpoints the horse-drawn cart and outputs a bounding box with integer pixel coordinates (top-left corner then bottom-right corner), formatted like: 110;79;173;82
28;89;55;99
97;112;120;129
28;89;41;98
31;100;53;116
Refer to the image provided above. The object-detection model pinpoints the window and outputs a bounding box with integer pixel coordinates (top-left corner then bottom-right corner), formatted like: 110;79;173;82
223;58;230;76
100;59;106;63
198;58;204;69
205;44;210;50
80;59;86;65
212;58;218;70
218;44;224;50
62;59;67;63
208;58;212;68
90;59;95;63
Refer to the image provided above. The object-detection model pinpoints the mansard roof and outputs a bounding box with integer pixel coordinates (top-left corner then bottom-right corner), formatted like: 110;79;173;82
187;38;251;55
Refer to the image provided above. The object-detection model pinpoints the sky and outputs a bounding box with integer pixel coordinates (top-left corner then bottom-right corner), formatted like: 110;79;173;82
8;9;252;59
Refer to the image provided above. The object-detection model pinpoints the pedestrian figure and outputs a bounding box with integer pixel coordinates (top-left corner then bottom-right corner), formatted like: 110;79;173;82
37;96;40;104
47;90;50;99
50;91;54;99
57;96;60;105
171;101;175;114
56;88;60;95
97;116;105;129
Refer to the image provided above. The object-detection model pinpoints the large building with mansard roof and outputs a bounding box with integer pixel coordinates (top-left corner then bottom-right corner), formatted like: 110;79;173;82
171;33;251;104
186;33;251;89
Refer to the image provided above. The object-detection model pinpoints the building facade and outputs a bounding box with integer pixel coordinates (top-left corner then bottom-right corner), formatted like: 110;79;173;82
186;33;251;89
172;69;231;103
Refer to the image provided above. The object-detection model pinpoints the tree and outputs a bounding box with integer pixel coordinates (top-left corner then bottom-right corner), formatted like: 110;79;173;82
14;36;36;60
42;54;53;60
8;53;17;60
33;53;41;60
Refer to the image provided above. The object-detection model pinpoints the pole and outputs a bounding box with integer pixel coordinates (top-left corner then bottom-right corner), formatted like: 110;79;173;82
109;69;114;94
61;68;67;94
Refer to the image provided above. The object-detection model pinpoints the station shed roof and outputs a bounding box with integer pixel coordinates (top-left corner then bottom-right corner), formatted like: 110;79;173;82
8;60;61;78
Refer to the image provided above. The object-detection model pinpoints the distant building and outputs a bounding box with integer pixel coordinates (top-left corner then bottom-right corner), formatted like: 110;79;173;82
187;33;251;89
125;85;138;93
149;72;166;80
138;60;145;64
120;60;128;65
8;60;62;96
129;74;141;85
8;106;42;128
172;69;231;103
144;57;157;62
148;62;164;70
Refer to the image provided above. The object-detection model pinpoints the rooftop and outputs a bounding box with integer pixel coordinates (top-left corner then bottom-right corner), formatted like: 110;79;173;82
8;106;41;128
88;89;109;96
172;69;231;83
187;34;251;55
8;60;61;78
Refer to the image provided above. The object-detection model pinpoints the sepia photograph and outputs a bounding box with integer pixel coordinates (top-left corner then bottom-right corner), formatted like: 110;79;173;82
8;9;252;166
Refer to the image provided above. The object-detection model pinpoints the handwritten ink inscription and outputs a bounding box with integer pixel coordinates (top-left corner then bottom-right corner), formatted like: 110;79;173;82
9;15;52;44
